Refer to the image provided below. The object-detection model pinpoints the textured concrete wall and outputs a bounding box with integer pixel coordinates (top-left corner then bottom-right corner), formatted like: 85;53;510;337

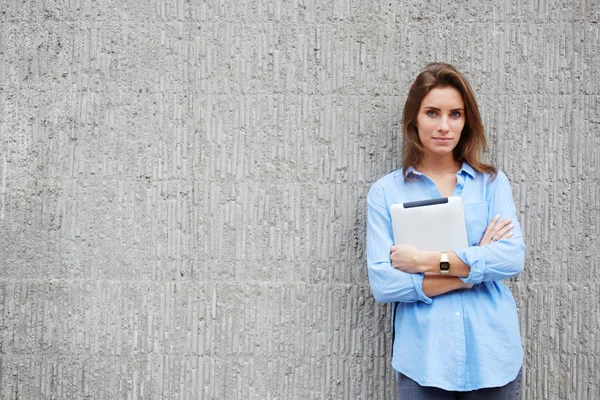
0;0;598;399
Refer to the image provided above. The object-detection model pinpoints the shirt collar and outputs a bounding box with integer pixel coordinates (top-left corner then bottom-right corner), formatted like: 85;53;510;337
459;162;477;178
405;165;421;178
404;161;477;180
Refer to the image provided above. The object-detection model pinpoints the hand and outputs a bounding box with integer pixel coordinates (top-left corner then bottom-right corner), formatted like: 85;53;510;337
390;245;421;274
479;214;514;245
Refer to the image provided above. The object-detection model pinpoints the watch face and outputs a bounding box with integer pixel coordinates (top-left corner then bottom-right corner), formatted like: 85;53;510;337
440;262;450;270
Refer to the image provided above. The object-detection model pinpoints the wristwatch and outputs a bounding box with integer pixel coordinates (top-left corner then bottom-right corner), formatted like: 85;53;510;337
439;252;450;275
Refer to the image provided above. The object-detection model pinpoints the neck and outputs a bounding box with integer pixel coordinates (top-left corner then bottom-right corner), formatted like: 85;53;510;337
418;154;461;176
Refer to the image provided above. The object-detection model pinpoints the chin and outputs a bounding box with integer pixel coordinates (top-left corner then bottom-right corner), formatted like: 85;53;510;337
424;147;456;158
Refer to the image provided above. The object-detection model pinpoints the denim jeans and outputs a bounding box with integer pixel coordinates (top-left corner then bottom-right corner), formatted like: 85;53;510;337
396;369;522;400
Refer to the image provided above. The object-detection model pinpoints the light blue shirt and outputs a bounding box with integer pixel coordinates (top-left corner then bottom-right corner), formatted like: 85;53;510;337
366;162;525;391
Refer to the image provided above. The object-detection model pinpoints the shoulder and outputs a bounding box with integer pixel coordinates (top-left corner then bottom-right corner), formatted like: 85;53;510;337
473;168;510;187
368;169;404;193
367;169;406;206
488;170;511;187
465;167;513;198
479;170;515;203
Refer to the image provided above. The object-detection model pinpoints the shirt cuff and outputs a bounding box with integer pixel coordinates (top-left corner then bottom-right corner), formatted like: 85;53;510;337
455;247;485;285
411;273;433;304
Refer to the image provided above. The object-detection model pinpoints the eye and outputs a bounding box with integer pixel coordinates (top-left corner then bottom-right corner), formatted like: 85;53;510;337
426;110;437;117
451;111;462;118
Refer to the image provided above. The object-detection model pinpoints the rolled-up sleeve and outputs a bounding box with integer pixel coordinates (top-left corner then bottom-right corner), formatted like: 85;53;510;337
455;172;526;285
366;182;433;304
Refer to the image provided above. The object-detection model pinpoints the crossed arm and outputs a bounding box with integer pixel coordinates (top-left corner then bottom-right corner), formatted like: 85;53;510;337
390;215;513;297
366;173;526;304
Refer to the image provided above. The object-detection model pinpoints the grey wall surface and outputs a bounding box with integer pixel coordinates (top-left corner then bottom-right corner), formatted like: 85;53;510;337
0;0;599;399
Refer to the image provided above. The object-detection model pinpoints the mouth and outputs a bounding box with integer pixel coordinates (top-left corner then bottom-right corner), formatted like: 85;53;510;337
432;137;453;141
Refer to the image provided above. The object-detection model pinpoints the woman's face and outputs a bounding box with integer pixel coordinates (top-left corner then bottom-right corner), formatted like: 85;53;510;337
415;86;465;160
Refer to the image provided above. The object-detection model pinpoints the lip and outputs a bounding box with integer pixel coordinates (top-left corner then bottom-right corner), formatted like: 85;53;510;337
432;137;453;141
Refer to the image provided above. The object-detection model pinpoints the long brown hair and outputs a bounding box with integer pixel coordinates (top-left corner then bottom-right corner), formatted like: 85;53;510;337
401;63;496;178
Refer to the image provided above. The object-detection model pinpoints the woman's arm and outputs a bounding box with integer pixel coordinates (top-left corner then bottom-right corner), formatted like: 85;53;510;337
401;215;513;295
390;172;526;283
422;275;472;297
413;251;474;277
366;182;433;304
452;171;526;284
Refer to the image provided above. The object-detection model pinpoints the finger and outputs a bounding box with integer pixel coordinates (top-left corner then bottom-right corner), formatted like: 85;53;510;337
488;226;514;244
480;214;500;244
487;219;513;241
489;219;512;236
495;218;512;229
495;218;512;230
494;223;514;239
480;236;493;245
497;229;514;240
480;214;500;245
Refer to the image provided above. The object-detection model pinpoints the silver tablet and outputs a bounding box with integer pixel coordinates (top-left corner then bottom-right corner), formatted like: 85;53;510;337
390;197;469;251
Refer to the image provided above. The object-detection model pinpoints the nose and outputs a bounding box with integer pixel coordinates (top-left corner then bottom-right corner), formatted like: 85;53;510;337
437;117;449;133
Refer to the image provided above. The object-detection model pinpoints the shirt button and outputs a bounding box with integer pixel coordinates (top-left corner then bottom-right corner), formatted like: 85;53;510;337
455;312;461;317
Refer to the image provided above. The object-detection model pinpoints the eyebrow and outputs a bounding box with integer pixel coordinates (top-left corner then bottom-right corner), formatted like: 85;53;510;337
423;106;465;111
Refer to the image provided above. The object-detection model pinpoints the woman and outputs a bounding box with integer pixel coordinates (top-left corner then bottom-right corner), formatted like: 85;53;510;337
366;63;525;399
